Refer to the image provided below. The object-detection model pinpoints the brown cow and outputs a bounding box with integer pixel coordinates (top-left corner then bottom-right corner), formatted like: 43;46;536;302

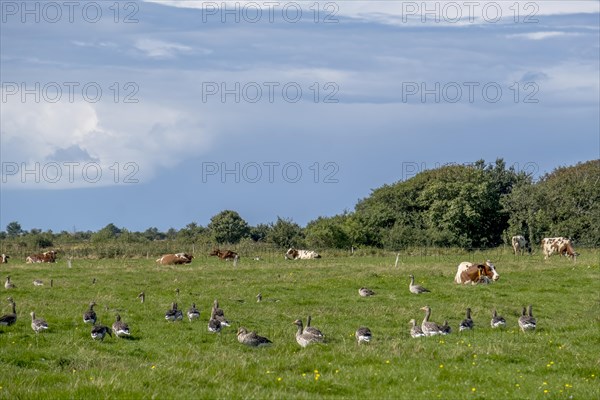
1;254;8;263
454;260;499;285
156;253;193;265
209;249;238;260
26;250;57;263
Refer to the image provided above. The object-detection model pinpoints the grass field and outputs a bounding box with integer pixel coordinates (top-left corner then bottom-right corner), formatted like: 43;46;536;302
0;250;598;399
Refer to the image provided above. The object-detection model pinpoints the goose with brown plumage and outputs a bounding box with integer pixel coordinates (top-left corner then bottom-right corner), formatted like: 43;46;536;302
237;327;272;347
0;298;17;327
518;305;536;332
409;275;430;294
409;319;425;338
208;306;221;333
355;327;372;344
420;306;444;336
83;302;97;324
187;303;200;322
491;309;506;328
293;319;325;347
165;302;183;322
91;324;111;341
112;314;130;337
358;287;375;297
4;276;15;289
30;311;48;333
459;308;474;331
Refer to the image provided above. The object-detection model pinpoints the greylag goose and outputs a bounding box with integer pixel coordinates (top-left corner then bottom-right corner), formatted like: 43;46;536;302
409;319;425;338
409;275;430;294
5;276;15;289
440;320;452;335
83;302;97;324
30;311;48;333
518;305;536;332
165;302;183;321
187;303;200;322
459;308;474;331
0;298;17;326
91;324;111;341
358;287;375;297
304;315;324;338
212;299;230;326
112;314;130;337
355;327;372;344
207;306;221;333
237;327;272;347
420;306;444;336
490;309;506;328
293;319;325;347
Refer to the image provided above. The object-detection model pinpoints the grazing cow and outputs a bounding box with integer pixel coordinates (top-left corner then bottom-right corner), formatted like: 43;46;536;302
1;254;8;263
285;248;321;260
454;260;499;285
156;253;193;265
511;235;527;255
209;249;238;261
542;237;577;261
26;250;57;263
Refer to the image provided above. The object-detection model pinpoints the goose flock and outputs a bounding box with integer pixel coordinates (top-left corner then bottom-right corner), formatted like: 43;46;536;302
0;271;538;347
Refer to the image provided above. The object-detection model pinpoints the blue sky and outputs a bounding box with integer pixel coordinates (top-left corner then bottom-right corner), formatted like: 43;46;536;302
1;1;598;232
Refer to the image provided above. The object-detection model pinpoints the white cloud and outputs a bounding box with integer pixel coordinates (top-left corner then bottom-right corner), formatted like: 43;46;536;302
134;38;200;59
0;93;214;189
144;0;599;26
506;31;581;40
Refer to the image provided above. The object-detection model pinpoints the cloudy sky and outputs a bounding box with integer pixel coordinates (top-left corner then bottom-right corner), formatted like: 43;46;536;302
1;1;598;232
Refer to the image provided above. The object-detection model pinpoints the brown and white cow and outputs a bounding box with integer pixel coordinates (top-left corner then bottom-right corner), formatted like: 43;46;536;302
209;249;238;261
26;250;57;263
511;235;527;255
542;237;577;261
454;260;499;284
285;248;321;260
156;253;193;265
1;254;8;263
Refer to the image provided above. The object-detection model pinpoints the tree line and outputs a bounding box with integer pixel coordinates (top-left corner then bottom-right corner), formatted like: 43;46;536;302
1;159;598;254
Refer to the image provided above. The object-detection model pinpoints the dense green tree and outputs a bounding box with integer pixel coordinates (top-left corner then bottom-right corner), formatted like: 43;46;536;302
208;210;250;244
91;223;121;242
267;217;303;248
305;215;350;249
249;223;271;242
144;227;166;241
6;221;24;238
503;160;600;246
352;159;522;249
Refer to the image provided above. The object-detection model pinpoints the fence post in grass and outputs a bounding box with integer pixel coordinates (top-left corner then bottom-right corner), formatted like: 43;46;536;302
394;253;400;268
233;254;239;267
67;257;72;268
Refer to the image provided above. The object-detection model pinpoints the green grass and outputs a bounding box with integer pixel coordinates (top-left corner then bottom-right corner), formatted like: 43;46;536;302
0;250;598;399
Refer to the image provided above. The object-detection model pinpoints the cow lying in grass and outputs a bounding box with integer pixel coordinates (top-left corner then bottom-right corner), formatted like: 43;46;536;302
454;260;499;285
156;253;193;265
285;248;321;260
26;251;57;263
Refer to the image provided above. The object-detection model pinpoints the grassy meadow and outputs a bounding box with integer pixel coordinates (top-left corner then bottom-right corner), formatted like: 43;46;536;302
0;249;598;399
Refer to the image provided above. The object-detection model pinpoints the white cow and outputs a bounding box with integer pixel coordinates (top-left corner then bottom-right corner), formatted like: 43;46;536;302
511;235;527;255
285;248;321;260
